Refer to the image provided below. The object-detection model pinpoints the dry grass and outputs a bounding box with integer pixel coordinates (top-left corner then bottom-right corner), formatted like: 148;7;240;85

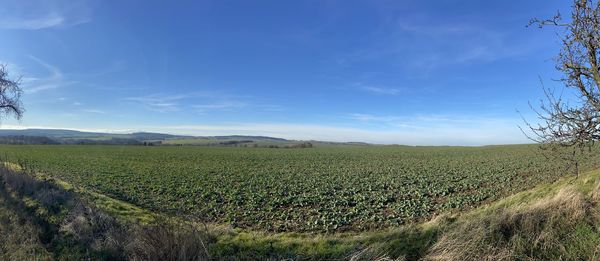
424;185;600;260
0;196;53;260
591;181;600;203
60;201;129;259
126;222;215;261
0;164;215;260
348;246;406;261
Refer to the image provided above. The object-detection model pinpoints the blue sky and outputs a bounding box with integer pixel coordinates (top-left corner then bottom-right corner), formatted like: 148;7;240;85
0;0;571;145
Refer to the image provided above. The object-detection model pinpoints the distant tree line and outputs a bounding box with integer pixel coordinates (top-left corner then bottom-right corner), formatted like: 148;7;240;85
219;140;254;146
141;141;162;146
62;138;143;145
0;137;165;146
245;142;314;149
64;139;163;146
164;141;315;148
0;136;315;148
0;135;59;145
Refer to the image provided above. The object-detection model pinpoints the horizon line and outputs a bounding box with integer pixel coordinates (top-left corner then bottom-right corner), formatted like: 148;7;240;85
0;124;533;147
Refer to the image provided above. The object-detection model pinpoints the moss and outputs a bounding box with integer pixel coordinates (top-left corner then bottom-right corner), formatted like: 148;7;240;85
1;161;156;225
89;191;155;224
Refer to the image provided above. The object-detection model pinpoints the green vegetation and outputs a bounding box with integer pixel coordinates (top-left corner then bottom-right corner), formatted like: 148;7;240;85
4;158;600;260
1;144;598;233
2;144;600;259
0;189;52;260
0;164;214;260
202;169;600;260
424;170;600;260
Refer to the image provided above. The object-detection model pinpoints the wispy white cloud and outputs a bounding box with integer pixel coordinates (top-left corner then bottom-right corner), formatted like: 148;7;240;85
336;18;533;73
349;113;405;124
5;56;76;94
192;101;247;113
125;92;282;114
0;12;65;30
397;22;532;69
21;56;75;93
0;0;92;30
361;86;402;95
347;112;527;139
254;104;285;112
349;112;515;126
82;109;105;114
124;94;187;113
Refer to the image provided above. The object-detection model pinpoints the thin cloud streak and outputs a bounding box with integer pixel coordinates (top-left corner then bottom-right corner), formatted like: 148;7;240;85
0;13;65;30
82;109;106;114
21;56;76;93
0;0;92;30
348;112;521;129
336;19;534;74
125;92;281;114
361;86;402;95
124;94;188;113
192;101;247;111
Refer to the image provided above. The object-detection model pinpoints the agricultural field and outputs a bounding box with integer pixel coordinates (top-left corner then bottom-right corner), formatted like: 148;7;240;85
0;144;596;233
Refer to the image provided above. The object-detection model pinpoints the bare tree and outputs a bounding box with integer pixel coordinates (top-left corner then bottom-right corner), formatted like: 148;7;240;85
524;0;600;177
0;65;24;120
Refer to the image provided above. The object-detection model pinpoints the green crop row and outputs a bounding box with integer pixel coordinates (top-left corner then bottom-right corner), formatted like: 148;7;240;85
0;144;595;232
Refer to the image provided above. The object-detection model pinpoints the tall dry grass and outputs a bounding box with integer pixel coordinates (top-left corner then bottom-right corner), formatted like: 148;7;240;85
424;186;600;260
0;164;215;260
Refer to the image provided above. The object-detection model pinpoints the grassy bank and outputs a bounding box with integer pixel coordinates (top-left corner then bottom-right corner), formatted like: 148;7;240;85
2;161;600;260
0;164;213;260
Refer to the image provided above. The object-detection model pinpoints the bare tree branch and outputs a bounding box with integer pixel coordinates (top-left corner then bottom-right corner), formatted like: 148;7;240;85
525;0;600;177
0;65;24;120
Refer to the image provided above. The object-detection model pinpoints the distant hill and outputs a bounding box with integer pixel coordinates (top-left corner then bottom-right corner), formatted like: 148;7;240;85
127;132;193;141
0;135;60;145
0;129;108;138
0;128;372;147
0;128;295;146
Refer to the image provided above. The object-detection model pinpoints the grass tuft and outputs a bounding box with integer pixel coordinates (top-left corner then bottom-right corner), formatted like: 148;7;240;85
424;184;600;260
